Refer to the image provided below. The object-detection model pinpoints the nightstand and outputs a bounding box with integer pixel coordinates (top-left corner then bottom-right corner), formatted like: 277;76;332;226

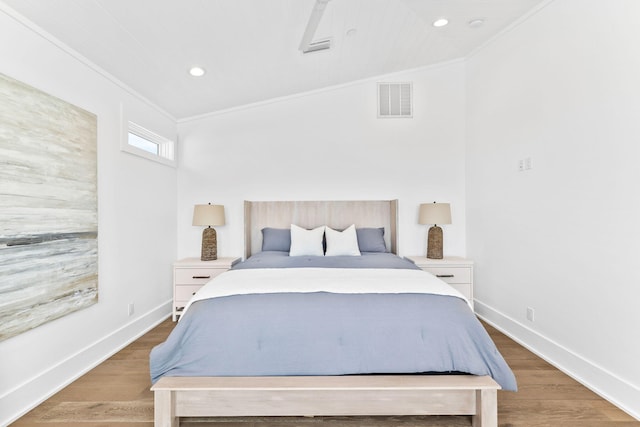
172;257;240;321
405;256;474;310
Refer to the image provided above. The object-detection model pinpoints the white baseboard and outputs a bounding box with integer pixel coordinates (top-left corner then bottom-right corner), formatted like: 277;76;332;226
475;300;640;421
1;301;172;426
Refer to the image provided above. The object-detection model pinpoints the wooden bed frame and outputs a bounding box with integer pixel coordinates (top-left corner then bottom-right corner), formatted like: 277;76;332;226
152;200;501;427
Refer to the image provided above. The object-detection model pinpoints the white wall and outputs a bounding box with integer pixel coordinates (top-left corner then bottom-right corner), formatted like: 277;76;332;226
177;62;467;260
466;0;640;418
0;7;177;425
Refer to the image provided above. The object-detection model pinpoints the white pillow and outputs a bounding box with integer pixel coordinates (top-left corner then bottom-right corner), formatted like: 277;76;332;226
289;224;325;256
325;224;361;256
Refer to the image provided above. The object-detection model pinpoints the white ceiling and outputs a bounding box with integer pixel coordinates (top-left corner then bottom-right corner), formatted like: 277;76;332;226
2;0;547;119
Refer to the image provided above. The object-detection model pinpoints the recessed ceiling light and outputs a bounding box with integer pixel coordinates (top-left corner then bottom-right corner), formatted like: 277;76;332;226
189;67;206;77
433;18;449;27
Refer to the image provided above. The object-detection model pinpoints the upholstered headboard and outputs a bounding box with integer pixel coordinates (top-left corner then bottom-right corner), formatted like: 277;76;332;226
244;200;398;259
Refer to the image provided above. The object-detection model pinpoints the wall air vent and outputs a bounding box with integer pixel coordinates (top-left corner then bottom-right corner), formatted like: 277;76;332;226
377;82;412;118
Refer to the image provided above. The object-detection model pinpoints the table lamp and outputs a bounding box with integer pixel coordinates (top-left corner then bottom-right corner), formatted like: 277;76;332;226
418;202;451;259
192;203;225;261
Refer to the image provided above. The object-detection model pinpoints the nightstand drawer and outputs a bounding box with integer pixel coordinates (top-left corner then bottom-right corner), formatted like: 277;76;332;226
423;267;471;284
173;257;241;321
449;283;472;302
175;268;224;284
405;256;474;311
175;285;203;302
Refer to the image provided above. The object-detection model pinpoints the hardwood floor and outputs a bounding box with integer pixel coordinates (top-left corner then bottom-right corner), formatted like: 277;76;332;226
12;318;638;427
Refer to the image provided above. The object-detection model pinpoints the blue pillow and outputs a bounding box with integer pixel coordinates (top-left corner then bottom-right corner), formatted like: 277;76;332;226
261;227;291;252
356;227;387;253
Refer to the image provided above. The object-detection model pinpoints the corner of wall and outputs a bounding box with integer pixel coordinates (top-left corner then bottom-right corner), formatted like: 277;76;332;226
475;300;640;421
0;302;171;426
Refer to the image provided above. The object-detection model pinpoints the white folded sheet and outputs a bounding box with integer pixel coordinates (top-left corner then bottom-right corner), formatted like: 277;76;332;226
181;267;469;319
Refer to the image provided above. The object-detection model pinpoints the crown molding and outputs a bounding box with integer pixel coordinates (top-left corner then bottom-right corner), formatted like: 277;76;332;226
0;3;176;122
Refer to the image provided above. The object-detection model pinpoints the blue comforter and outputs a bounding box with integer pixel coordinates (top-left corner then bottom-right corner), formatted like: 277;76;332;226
150;253;517;391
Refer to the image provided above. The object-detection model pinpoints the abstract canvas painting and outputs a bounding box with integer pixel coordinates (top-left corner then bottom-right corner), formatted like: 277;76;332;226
0;73;98;342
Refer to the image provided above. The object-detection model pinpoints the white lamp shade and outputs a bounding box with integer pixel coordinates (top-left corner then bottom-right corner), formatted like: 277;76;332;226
419;203;451;225
192;204;225;226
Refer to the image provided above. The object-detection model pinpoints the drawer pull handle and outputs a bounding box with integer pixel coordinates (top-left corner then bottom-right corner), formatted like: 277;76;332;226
193;275;211;279
436;274;454;278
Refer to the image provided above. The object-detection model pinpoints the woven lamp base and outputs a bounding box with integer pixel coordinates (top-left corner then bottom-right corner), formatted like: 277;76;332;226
201;227;218;261
427;225;443;259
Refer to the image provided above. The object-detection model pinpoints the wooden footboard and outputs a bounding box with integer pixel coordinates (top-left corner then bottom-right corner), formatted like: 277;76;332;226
151;375;500;427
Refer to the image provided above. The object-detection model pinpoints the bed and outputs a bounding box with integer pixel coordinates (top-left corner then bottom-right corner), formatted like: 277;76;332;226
150;200;516;427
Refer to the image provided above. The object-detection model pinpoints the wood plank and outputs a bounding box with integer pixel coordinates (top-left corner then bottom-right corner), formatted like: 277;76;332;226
154;390;177;427
175;389;476;417
472;389;497;427
244;200;397;257
152;375;500;391
152;375;499;423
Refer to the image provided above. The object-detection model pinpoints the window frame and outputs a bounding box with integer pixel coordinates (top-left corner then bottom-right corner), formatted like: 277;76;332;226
122;121;176;167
